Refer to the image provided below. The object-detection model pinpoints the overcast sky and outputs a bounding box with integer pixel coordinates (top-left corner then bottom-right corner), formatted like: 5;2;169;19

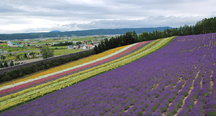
0;0;216;34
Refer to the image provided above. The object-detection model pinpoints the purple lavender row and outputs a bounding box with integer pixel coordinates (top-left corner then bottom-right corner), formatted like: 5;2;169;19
127;64;188;116
70;64;170;116
152;60;199;116
190;62;214;115
176;59;206;116
190;36;216;115
142;66;184;116
65;62;179;113
203;64;216;115
164;33;216;115
107;66;177;116
168;58;211;115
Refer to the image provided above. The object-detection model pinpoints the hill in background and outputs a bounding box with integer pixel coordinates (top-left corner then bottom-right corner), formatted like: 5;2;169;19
0;27;172;40
50;30;61;33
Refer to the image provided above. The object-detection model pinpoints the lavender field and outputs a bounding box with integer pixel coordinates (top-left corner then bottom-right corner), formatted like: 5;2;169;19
0;33;216;116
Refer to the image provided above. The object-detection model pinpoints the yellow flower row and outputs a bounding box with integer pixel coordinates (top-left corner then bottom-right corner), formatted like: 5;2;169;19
0;37;175;111
0;45;127;88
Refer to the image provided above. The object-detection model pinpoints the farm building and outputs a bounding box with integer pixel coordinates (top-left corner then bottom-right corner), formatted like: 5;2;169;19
79;45;89;50
88;45;95;49
68;45;73;49
73;45;78;49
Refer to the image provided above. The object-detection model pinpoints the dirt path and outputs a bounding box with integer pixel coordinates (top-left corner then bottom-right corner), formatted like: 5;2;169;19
210;68;214;94
15;57;43;64
14;54;66;64
174;70;200;116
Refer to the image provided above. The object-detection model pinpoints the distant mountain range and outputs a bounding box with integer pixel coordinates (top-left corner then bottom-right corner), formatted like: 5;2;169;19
0;27;172;40
50;30;61;33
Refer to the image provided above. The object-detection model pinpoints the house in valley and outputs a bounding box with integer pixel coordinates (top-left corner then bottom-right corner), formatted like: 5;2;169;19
68;45;73;49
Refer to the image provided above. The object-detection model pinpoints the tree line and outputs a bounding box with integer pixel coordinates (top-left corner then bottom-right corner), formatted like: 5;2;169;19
53;41;82;46
94;31;138;53
94;17;216;53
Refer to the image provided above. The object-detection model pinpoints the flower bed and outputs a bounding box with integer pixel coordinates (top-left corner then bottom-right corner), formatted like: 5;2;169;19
0;37;174;111
0;41;149;95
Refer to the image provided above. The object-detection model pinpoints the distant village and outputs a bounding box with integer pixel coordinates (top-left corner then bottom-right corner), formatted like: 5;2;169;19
0;34;119;54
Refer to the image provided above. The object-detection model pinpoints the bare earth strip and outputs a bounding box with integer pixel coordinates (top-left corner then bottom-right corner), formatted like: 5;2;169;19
174;70;200;116
162;73;185;116
210;69;214;94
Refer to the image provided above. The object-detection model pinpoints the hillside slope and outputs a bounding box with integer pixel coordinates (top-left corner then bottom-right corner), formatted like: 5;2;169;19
0;33;216;115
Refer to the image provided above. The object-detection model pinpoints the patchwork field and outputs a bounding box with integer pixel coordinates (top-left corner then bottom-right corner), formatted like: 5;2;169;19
0;33;215;116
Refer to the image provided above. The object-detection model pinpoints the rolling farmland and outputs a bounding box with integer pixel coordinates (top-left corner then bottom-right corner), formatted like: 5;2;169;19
0;33;216;116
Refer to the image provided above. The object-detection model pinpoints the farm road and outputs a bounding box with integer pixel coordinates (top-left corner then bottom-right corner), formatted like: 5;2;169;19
15;57;43;63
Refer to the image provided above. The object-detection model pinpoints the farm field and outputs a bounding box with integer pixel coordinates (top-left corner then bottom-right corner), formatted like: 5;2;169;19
0;43;8;48
2;46;38;52
11;36;96;45
53;49;84;56
0;33;216;116
72;36;96;41
49;46;68;49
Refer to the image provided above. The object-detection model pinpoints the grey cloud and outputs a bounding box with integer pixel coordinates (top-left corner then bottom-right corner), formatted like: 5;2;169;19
0;0;216;34
7;15;203;34
0;2;24;13
66;15;204;30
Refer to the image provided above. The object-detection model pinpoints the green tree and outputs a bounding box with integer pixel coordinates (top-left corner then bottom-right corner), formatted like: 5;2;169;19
94;45;99;54
40;45;54;59
76;41;82;45
10;60;14;66
4;61;8;67
98;43;102;53
139;32;148;41
1;55;6;60
16;55;20;60
104;38;110;50
100;41;106;52
132;31;139;42
24;53;28;58
0;62;3;68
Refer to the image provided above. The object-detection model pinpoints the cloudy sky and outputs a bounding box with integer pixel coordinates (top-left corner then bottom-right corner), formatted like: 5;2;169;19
0;0;216;34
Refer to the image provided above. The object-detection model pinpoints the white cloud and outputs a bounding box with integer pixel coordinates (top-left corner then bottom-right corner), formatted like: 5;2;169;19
0;0;216;34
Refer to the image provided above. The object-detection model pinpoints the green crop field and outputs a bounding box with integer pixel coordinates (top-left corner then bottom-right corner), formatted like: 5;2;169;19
49;46;68;49
72;37;95;41
53;49;84;56
2;47;39;52
0;43;8;48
